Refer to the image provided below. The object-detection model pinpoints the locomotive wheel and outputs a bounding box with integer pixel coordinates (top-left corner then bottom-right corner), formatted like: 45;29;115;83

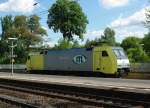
117;69;128;78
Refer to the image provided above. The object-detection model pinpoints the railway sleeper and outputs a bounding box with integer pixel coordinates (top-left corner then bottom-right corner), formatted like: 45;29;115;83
0;79;149;108
0;94;39;108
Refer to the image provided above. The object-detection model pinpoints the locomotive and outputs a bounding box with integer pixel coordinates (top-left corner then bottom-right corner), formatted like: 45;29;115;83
26;46;130;77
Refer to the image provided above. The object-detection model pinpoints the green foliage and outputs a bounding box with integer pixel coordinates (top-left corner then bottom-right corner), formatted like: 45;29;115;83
121;36;141;51
85;27;117;48
28;15;47;36
121;36;149;63
115;42;121;46
47;0;88;41
85;38;102;48
0;15;47;63
0;15;14;39
0;40;9;56
53;38;72;50
142;32;150;56
101;27;116;46
72;40;81;48
14;15;27;28
144;8;150;55
1;15;47;46
127;48;149;63
53;38;81;50
28;15;40;33
0;40;10;64
145;8;150;30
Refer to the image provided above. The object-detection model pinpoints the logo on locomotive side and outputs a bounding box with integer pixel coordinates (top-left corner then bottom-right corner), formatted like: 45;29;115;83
73;55;87;64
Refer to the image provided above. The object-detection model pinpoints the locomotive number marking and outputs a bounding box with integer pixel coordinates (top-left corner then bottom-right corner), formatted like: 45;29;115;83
73;55;87;64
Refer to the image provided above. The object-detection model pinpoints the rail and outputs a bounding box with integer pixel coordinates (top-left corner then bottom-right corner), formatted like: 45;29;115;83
0;78;149;108
0;94;39;108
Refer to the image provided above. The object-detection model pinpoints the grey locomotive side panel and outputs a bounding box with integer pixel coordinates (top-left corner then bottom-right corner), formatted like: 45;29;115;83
44;49;93;71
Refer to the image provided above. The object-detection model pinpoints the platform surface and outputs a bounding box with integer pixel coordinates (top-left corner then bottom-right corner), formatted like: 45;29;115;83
0;72;150;93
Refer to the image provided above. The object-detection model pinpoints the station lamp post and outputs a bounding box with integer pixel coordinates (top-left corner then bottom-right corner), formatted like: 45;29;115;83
8;38;18;75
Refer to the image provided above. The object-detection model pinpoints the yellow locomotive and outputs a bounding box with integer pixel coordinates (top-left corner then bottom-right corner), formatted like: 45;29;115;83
26;46;130;77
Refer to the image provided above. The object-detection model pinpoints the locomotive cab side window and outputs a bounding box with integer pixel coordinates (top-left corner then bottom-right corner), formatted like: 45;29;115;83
40;51;48;55
44;51;48;55
27;56;30;60
102;51;108;57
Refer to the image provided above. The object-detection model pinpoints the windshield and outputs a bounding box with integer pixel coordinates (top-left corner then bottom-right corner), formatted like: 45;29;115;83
113;48;127;59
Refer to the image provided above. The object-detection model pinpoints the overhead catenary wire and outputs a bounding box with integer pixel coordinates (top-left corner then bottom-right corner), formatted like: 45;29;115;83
32;10;48;16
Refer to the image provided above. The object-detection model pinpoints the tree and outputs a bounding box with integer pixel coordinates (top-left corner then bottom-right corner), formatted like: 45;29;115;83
14;15;27;28
14;15;47;49
72;40;81;48
1;15;47;47
143;6;150;58
84;27;117;48
0;15;47;63
14;40;28;63
53;38;81;50
101;27;116;46
53;38;72;50
121;36;149;62
142;32;150;56
0;40;10;64
47;0;88;41
121;37;141;51
127;48;149;63
0;15;14;39
85;38;101;48
28;15;47;36
145;8;150;30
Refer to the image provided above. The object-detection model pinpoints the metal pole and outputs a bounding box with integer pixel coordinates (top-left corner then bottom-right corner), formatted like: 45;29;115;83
11;41;14;75
8;37;17;76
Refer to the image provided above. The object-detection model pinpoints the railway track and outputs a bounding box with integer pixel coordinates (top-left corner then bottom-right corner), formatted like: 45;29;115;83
0;94;39;108
0;78;149;108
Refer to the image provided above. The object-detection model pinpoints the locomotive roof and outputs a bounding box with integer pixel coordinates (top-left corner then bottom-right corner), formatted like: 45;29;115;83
40;46;124;55
40;47;93;55
48;48;92;52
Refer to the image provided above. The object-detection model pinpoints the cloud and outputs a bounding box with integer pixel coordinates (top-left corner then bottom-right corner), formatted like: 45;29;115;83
81;29;103;44
114;26;148;42
84;6;149;43
108;6;149;41
110;6;149;28
0;0;37;13
46;41;55;47
84;30;103;41
42;36;55;47
100;0;129;8
84;26;147;43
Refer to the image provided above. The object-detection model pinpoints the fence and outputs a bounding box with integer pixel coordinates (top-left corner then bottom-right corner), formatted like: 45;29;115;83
0;64;26;70
0;64;149;73
130;63;150;73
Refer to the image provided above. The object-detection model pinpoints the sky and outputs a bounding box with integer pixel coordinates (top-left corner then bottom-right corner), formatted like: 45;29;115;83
0;0;149;47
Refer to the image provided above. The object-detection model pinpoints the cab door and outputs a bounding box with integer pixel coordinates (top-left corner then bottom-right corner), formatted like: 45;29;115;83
100;50;112;74
93;51;101;72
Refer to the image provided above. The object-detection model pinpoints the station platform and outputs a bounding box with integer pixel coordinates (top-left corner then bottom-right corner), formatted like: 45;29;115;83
0;72;150;93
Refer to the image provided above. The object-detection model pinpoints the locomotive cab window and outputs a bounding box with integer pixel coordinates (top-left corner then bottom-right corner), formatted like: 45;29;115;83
27;56;30;60
44;51;48;55
40;51;43;54
102;51;108;57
